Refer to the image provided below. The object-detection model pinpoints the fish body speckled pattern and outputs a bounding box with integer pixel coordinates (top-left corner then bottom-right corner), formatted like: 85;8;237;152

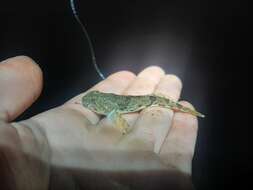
82;90;204;134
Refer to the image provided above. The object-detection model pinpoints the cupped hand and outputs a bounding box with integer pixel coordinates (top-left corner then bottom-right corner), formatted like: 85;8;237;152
0;56;198;190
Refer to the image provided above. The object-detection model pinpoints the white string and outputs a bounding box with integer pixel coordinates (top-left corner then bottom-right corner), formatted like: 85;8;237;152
70;0;106;80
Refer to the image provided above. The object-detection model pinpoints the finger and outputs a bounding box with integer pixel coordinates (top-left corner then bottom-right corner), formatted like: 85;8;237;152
96;66;165;147
124;66;165;96
132;74;182;153
154;74;183;101
65;71;136;124
101;66;165;147
99;66;165;133
123;66;165;125
160;101;198;174
0;56;43;122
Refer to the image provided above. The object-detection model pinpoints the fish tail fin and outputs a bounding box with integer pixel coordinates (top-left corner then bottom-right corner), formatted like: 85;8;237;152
173;102;205;118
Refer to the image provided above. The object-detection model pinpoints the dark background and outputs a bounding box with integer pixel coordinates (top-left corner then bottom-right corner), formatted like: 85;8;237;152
0;0;249;189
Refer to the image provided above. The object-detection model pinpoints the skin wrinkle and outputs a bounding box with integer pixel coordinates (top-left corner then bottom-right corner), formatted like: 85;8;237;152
0;146;17;189
0;123;27;189
11;122;35;167
0;123;20;189
61;106;93;128
11;121;51;190
13;120;51;162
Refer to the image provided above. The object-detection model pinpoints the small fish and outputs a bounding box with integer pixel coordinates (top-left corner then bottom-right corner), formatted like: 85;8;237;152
82;90;205;134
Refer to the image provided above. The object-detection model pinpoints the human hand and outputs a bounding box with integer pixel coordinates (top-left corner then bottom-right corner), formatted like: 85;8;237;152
0;56;198;189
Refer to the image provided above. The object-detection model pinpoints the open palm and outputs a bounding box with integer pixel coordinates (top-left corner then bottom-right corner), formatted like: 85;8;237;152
0;56;197;190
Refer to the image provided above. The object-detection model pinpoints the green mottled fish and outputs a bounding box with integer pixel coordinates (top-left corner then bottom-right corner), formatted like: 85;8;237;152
82;90;205;134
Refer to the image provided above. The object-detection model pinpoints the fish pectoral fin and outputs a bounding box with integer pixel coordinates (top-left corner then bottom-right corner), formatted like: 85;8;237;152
107;110;130;135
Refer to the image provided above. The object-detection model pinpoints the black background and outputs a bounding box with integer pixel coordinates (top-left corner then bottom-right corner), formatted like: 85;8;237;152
0;0;249;189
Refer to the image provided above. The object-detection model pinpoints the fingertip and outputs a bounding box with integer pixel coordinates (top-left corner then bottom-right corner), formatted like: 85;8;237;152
108;70;136;81
138;66;165;79
145;65;165;73
164;74;183;90
1;55;43;93
123;66;165;96
17;56;43;97
97;70;136;94
178;101;195;110
2;55;39;70
0;56;43;121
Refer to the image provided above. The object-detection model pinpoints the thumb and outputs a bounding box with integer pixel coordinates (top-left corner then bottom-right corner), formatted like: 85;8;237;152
0;56;43;122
